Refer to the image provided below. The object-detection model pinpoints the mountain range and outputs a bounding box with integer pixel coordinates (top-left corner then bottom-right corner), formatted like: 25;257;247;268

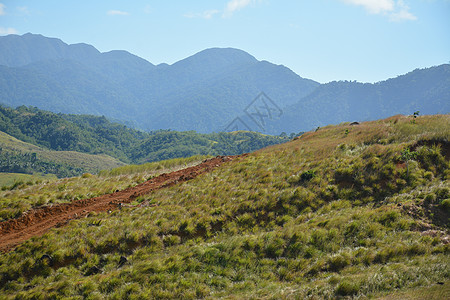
0;33;448;134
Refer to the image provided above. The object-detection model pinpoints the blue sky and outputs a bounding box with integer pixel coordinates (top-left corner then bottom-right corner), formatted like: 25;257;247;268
0;0;449;83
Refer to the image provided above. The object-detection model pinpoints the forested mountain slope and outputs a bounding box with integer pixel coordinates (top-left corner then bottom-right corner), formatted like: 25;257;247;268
0;34;318;132
0;105;289;177
268;64;450;133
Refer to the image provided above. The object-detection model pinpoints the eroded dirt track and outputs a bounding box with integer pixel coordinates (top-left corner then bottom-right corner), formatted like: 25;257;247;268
0;155;241;252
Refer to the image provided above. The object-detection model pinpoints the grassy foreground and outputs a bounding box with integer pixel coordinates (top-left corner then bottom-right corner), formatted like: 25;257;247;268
0;114;449;299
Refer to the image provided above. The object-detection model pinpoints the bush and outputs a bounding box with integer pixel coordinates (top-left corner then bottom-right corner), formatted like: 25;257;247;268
162;235;181;246
441;199;450;212
436;188;449;200
336;280;359;296
300;170;316;182
327;253;351;271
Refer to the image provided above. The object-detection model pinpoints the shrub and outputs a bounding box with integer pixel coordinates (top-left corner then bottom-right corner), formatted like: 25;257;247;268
300;170;316;182
264;237;285;258
441;199;450;212
336;280;359;296
327;252;351;272
163;235;181;246
436;187;449;200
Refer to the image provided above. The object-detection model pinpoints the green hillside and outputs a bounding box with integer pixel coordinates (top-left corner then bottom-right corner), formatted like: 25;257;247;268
0;114;449;298
0;173;56;190
0;105;290;168
0;131;125;178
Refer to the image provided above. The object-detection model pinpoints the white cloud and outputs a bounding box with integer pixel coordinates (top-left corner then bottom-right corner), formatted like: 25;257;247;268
341;0;417;21
183;12;195;18
342;0;395;14
389;9;417;21
223;0;253;17
184;9;220;19
203;9;220;19
107;10;129;16
0;27;18;35
144;5;151;14
185;0;257;20
17;6;31;15
0;3;6;15
389;0;417;21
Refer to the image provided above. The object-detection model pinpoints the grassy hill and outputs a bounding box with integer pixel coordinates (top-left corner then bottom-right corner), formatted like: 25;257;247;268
0;105;290;167
0;131;125;178
0;114;448;298
0;173;56;190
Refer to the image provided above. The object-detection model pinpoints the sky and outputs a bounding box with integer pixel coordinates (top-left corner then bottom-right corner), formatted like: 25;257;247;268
0;0;449;83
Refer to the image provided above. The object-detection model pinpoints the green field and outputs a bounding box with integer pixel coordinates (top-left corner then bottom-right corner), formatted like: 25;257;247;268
0;114;448;299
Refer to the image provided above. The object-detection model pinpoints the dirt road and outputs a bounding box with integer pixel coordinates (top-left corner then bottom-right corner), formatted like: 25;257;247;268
0;155;240;252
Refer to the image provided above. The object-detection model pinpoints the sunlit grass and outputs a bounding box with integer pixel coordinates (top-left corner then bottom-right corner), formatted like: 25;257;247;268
0;131;125;175
0;114;448;298
0;156;209;221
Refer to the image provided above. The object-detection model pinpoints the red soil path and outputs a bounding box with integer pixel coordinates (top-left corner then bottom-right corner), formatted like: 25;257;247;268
0;155;241;252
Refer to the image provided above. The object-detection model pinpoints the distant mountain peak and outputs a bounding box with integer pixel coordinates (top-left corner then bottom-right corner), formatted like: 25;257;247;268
193;47;257;60
0;33;153;68
164;47;259;84
173;47;258;68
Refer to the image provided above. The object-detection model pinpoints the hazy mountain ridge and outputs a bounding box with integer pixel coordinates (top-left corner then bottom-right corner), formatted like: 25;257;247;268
0;33;154;71
268;64;450;133
0;33;448;134
0;33;319;132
